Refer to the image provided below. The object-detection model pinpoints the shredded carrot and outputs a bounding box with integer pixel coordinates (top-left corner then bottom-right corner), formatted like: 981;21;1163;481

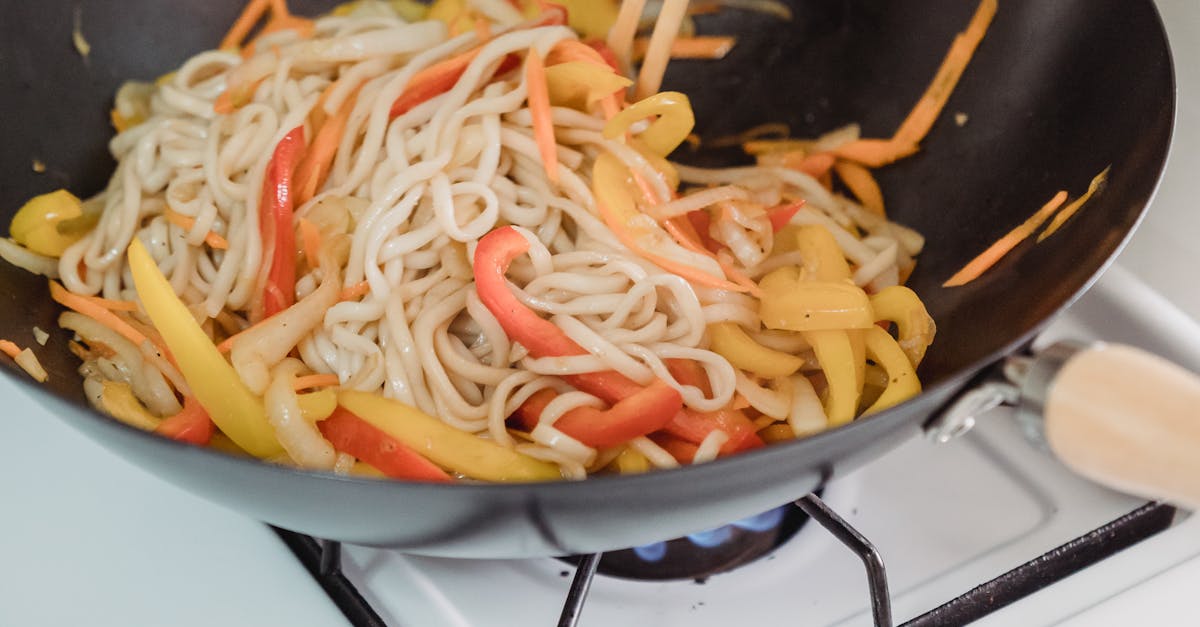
294;87;359;206
339;280;371;302
298;218;322;265
943;190;1069;287
163;208;230;250
833;160;886;216
220;0;272;50
49;280;151;349
76;294;139;312
292;374;340;391
596;199;749;293
833;139;919;168
894;0;997;147
525;48;559;184
0;339;21;359
1037;167;1110;242
632;36;735;61
776;152;836;179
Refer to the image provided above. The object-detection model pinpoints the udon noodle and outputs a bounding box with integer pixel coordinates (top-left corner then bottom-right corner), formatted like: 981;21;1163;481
3;0;941;481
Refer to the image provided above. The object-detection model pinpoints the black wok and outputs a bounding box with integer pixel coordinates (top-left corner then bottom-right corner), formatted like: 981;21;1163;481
0;0;1174;557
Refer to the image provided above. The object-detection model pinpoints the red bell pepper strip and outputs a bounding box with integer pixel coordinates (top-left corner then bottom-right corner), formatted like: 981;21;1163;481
663;408;764;454
513;380;682;448
473;226;644;403
584;39;621;71
155;396;216;445
260;125;306;318
767;201;805;232
651;434;700;464
389;48;522;119
318;407;452;482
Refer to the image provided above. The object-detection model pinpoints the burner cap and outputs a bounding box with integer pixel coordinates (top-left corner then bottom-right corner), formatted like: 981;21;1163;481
562;503;810;581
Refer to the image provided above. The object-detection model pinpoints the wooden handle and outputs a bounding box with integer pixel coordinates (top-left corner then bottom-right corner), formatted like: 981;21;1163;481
1044;343;1200;509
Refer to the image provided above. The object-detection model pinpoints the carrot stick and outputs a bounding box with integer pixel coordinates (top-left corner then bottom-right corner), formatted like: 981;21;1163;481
163;209;230;250
0;339;21;359
49;280;151;349
297;217;322;265
291;374;339;391
77;294;139;312
632;36;735;61
781;152;836;178
834;160;886;216
220;0;271;50
525;48;559;184
339;280;371;302
1037;167;1110;242
893;0;998;146
833;139;919;168
943;190;1068;287
294;88;359;206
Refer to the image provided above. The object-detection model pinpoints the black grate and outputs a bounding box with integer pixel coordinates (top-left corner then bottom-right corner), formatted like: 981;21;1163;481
273;497;1176;627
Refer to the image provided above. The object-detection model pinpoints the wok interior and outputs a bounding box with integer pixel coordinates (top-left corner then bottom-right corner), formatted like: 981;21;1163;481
0;2;1172;473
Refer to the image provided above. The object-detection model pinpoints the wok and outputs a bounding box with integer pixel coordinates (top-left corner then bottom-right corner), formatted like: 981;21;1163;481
0;0;1176;557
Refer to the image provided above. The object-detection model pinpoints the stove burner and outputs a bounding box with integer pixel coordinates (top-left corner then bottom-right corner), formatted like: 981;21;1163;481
563;503;810;581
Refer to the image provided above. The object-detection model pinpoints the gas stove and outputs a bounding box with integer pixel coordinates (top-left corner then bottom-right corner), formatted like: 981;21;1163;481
2;1;1197;625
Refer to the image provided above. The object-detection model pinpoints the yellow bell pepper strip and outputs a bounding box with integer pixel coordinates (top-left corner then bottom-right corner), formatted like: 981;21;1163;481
155;396;216;445
861;326;921;415
708;322;804;378
793;224;852;282
512;382;682;449
803;330;859;426
759;267;874;332
9;190;87;257
317;407;452;482
593;154;749;293
612;446;650;474
603;91;695;156
260;126;306;318
127;238;283;458
296;389;337;422
99;381;162;431
870;285;936;367
758;422;796;444
337;390;561;481
848;328;866;400
544;61;631;111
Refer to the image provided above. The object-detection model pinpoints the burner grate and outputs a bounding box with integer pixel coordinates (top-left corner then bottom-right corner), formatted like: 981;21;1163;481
273;495;1175;627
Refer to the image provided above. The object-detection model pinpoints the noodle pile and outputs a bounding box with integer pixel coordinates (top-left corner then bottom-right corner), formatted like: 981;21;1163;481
3;0;938;481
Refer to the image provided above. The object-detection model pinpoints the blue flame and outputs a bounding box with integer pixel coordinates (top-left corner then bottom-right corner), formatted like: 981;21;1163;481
630;506;788;561
686;525;734;548
730;506;785;532
633;541;668;562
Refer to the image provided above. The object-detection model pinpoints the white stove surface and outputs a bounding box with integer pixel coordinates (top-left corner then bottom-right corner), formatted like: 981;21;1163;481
1;1;1197;625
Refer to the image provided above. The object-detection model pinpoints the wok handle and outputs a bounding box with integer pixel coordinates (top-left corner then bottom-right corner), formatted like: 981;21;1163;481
1032;343;1200;509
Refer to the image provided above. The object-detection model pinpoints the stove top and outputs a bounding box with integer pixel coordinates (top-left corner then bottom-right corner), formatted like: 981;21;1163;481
1;1;1197;625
